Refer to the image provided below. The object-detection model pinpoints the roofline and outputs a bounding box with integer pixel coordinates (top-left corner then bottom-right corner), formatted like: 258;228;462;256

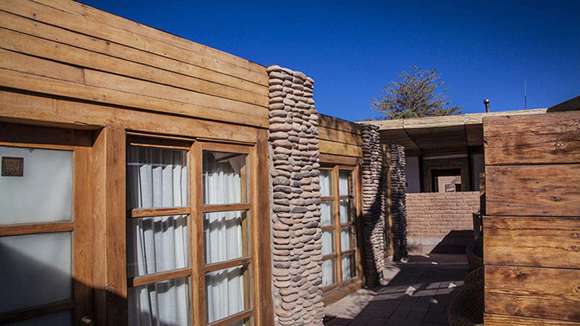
358;108;547;130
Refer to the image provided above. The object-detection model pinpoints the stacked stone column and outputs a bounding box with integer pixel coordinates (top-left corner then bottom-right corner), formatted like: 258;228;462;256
267;65;323;326
359;125;387;287
386;144;408;261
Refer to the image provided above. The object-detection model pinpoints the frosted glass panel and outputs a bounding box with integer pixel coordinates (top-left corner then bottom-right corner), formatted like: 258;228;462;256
339;199;351;224
203;151;246;205
320;170;331;196
342;255;355;281
127;215;189;277
341;229;351;251
6;311;72;326
321;231;334;256
322;260;334;286
204;211;246;264
127;146;188;209
0;232;71;313
0;146;72;224
339;171;351;196
206;266;247;323
320;201;332;226
129;278;191;326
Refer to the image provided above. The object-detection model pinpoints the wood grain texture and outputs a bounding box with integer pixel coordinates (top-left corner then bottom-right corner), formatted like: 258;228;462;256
486;164;580;217
319;126;362;146
485;265;580;322
484;216;580;269
0;90;259;143
484;111;580;165
485;314;580;326
0;0;268;85
319;114;361;134
320;139;362;157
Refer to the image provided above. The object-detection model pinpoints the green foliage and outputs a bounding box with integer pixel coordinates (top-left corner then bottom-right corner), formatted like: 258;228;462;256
373;66;462;119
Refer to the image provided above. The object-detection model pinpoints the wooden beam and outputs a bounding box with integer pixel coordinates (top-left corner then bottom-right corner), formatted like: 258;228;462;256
486;164;580;217
0;0;268;86
0;90;259;143
485;265;580;322
92;126;127;325
320;140;362;157
484;111;580;165
485;313;580;325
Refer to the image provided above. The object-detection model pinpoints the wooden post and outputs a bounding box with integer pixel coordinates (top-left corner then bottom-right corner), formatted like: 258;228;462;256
92;126;127;325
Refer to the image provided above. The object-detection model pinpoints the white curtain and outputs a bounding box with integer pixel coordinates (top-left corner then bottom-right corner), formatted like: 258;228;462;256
339;199;350;224
127;146;190;326
341;229;351;251
321;260;334;286
320;170;331;196
342;256;353;281
320;202;332;226
203;151;245;322
339;172;350;196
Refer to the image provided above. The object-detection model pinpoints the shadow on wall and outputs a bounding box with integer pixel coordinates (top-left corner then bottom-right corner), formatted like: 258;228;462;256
0;241;178;326
430;230;474;255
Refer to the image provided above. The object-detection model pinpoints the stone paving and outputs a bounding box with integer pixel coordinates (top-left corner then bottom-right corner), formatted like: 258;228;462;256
324;254;468;326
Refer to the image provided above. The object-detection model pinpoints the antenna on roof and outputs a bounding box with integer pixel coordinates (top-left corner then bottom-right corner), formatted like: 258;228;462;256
483;99;490;113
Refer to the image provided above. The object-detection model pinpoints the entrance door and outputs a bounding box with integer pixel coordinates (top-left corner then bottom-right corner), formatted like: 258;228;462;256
0;123;94;325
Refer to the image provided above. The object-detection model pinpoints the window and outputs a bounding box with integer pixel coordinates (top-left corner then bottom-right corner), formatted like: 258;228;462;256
126;138;254;326
0;128;92;326
320;166;358;292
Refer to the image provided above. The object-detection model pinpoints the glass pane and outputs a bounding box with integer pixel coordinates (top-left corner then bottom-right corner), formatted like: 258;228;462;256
322;260;335;286
342;255;356;281
321;231;334;256
339;199;352;224
206;266;248;323
129;278;191;326
319;170;332;196
0;232;71;313
127;146;188;209
204;211;247;264
339;170;351;196
203;151;247;205
341;229;351;252
320;201;333;226
0;146;72;224
6;311;72;326
127;215;189;277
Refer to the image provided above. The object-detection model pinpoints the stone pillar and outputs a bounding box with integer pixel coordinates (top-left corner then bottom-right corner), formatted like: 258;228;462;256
359;125;387;288
267;65;324;326
386;144;408;261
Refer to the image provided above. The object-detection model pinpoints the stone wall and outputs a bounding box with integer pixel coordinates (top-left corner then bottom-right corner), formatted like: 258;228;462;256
267;65;324;326
386;144;408;261
406;191;480;254
359;125;387;287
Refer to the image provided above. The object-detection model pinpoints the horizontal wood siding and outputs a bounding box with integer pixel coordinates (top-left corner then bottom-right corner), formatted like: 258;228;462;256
319;114;363;158
0;0;269;128
483;111;580;325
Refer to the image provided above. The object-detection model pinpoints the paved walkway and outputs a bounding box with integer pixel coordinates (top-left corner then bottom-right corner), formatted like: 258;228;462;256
324;254;468;326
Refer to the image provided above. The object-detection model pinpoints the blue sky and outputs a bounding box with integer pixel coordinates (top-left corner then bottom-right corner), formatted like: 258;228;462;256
81;0;580;121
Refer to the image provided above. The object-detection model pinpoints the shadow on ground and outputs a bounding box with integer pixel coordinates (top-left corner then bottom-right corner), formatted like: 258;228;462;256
324;254;468;326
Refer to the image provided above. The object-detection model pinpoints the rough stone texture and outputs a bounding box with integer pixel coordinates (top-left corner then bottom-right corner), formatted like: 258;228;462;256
267;65;324;326
406;192;480;254
359;125;387;288
386;144;408;261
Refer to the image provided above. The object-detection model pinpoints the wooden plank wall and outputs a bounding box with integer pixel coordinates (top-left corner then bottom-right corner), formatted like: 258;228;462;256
483;111;580;325
319;114;363;160
0;0;269;129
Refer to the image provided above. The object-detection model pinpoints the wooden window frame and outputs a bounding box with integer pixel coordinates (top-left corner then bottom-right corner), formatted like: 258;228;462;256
0;125;94;324
126;137;259;326
320;164;362;296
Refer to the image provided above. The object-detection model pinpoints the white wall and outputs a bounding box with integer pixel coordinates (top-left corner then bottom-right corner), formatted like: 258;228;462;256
406;156;421;193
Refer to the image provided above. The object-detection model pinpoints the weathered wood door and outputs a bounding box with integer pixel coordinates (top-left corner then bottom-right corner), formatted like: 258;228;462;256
0;123;95;325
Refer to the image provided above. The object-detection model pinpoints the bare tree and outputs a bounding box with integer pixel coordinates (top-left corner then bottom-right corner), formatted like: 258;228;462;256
373;66;461;119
